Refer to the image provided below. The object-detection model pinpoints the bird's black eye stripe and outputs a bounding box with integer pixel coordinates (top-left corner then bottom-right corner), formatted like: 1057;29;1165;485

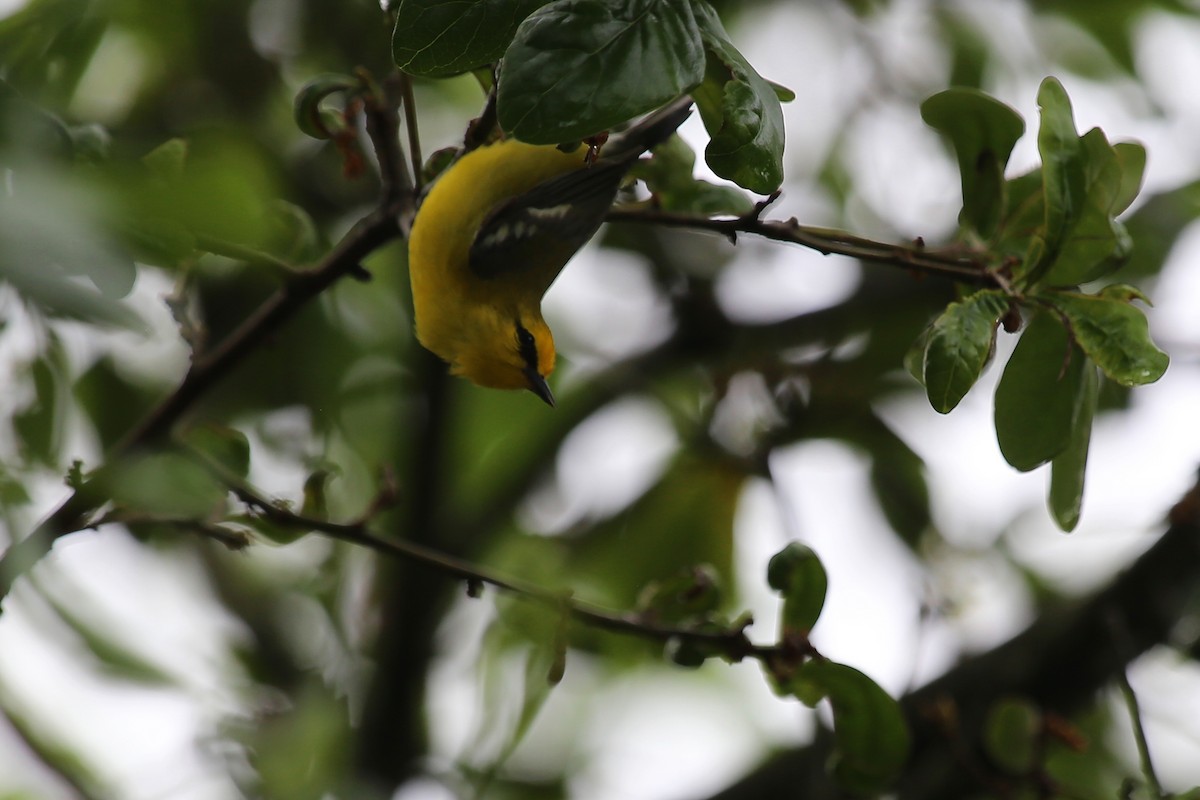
516;324;539;369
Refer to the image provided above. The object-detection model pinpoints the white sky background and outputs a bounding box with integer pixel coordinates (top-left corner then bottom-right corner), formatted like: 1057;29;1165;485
3;1;1200;799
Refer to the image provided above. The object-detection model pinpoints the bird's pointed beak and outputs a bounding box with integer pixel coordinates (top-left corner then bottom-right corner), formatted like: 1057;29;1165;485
525;369;556;407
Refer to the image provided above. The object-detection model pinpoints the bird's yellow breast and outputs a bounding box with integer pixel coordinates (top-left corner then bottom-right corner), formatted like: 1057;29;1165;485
407;138;585;373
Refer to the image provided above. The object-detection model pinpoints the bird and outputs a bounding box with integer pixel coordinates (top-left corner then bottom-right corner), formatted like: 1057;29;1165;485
407;97;693;406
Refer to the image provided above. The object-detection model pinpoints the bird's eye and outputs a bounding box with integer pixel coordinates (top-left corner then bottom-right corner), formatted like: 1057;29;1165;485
515;324;539;368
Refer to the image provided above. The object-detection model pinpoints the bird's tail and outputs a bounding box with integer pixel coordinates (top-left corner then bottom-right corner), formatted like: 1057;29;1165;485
604;96;693;162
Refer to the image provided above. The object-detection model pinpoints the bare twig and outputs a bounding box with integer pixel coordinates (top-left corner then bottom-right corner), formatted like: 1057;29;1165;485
607;206;998;285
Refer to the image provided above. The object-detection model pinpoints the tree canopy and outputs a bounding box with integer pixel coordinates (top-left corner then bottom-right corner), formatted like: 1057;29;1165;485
1;1;1198;798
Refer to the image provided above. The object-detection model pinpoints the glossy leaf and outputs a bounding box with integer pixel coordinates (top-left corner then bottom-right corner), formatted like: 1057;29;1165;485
921;289;1009;413
921;88;1025;236
497;0;704;143
392;0;550;77
795;661;910;794
1030;76;1086;284
692;1;785;193
1047;289;1169;386
1049;361;1098;532
994;312;1084;472
767;542;827;634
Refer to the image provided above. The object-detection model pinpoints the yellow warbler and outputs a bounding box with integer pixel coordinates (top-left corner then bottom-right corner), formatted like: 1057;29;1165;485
407;99;692;405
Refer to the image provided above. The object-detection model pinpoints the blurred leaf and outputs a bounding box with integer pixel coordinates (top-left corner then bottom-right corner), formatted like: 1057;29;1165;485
497;0;704;143
792;661;910;794
392;0;551;77
636;564;724;625
13;349;65;467
994;312;1084;472
984;697;1042;775
184;423;251;479
920;289;1008;413
37;581;175;685
1048;360;1098;532
250;683;351;800
562;454;743;610
103;450;227;518
921;88;1025;237
73;356;159;451
766;542;827;635
292;73;357;140
0;168;140;326
868;437;932;547
1045;289;1168;386
692;1;785;193
142;137;188;182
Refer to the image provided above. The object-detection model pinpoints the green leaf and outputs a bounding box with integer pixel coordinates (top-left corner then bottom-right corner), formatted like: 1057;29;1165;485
795;661;910;794
292;73;357;140
1041;128;1136;286
920;88;1025;237
630;133;754;215
1047;290;1168;386
1017;78;1146;288
184;424;251;479
141;138;187;182
869;444;931;547
497;0;704;143
767;542;828;635
392;0;550;77
1033;76;1086;279
103;451;228;518
994;312;1084;472
984;697;1041;775
1049;361;1099;531
73;356;158;451
921;289;1009;413
692;2;785;193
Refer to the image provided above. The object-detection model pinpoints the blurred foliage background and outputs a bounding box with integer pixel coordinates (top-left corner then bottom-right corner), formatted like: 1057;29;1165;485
2;0;1200;798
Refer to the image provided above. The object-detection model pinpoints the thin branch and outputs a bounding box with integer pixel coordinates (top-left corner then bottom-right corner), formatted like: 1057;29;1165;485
211;463;768;662
397;71;424;193
0;88;415;611
607;205;1000;285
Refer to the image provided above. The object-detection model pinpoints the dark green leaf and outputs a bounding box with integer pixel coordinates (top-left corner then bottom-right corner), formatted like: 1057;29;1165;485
984;697;1041;775
767;542;827;634
920;88;1025;236
1049;361;1098;532
392;0;551;77
692;2;785;193
921;289;1009;413
497;0;704;143
795;661;911;794
869;447;932;547
994;312;1084;472
1047;289;1168;386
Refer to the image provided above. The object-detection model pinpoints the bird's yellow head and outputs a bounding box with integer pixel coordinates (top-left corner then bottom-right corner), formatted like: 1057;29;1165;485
422;298;557;406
